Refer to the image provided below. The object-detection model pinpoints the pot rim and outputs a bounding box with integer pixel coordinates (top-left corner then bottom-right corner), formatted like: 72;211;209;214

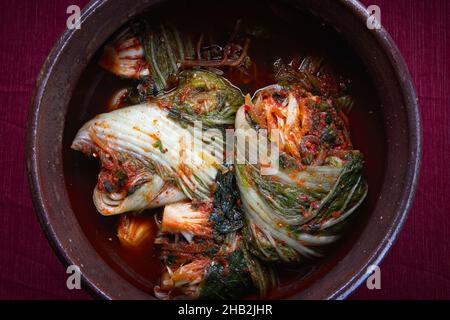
325;0;422;299
26;0;422;300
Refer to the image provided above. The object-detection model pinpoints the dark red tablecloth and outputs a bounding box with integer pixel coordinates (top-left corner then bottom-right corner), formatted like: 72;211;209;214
0;0;448;299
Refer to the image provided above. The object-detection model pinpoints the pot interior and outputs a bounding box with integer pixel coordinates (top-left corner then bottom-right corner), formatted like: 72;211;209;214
63;0;386;299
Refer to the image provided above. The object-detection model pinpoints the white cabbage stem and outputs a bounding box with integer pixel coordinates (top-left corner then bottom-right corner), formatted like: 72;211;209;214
99;30;150;79
72;102;223;215
161;202;213;240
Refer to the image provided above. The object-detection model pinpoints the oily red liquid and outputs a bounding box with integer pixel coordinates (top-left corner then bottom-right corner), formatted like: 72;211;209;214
63;0;386;299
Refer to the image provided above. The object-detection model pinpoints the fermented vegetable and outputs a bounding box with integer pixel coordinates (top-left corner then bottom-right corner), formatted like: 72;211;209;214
72;70;243;215
99;19;250;95
235;57;368;263
72;8;370;299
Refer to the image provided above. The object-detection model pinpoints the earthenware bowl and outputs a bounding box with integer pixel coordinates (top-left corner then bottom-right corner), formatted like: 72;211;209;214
27;0;421;299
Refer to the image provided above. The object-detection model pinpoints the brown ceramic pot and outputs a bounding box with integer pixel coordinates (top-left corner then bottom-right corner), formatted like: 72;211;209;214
27;0;421;299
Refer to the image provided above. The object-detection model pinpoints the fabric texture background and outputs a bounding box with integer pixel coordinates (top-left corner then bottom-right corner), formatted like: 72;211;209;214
0;0;448;299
